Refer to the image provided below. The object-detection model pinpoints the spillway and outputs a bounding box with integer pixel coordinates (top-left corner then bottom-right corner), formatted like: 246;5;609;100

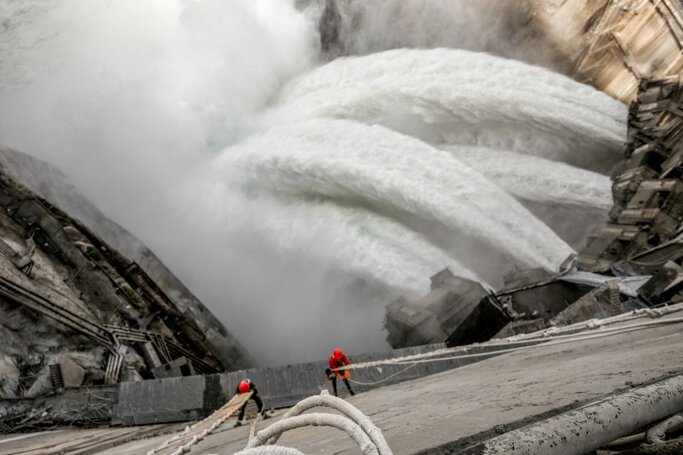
0;0;629;362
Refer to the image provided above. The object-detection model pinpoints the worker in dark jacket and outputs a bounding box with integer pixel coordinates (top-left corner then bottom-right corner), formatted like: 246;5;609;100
328;348;355;397
233;378;269;427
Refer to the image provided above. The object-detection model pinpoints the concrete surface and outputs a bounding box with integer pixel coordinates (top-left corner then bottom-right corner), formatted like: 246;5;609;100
114;342;508;425
0;424;184;455
113;375;208;425
5;313;683;455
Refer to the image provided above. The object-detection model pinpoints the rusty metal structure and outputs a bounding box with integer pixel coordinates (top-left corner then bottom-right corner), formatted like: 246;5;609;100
578;76;683;306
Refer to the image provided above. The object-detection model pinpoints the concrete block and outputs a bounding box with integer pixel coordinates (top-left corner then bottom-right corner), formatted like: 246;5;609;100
59;353;85;388
151;357;195;379
113;375;206;425
140;341;162;369
112;342;515;426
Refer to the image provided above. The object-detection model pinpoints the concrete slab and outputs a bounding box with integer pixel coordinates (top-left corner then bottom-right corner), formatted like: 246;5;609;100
7;314;683;455
113;375;207;425
58;353;84;388
157;315;683;454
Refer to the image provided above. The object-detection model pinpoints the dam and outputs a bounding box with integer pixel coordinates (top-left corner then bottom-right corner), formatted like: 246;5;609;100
1;1;683;454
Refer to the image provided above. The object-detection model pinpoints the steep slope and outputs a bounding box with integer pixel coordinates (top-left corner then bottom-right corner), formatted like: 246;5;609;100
0;149;250;401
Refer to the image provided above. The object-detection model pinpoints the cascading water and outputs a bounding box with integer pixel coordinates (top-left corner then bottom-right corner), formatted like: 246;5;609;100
0;0;627;364
261;48;626;172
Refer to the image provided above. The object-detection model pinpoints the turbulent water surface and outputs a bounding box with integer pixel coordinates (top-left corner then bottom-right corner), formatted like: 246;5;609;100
0;0;627;364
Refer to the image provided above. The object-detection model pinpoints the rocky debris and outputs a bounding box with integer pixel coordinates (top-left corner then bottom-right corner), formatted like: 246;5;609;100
0;168;231;375
0;385;117;433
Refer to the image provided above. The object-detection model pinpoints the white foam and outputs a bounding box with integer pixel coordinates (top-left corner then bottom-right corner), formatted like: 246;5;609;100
218;118;574;274
443;145;613;210
262;48;627;172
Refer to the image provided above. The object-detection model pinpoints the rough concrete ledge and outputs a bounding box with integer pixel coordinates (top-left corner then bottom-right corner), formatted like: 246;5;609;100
420;372;683;455
113;375;209;425
227;343;515;409
112;342;511;425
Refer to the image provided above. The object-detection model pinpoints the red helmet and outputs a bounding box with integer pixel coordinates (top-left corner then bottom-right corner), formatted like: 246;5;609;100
333;349;344;360
238;379;251;394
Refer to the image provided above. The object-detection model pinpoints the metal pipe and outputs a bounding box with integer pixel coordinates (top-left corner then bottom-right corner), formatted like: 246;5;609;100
646;414;683;443
460;375;683;455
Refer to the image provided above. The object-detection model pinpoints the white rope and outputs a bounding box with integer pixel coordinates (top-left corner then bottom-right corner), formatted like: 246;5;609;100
348;363;418;386
234;447;306;455
333;314;683;373
247;413;379;455
307;307;683;389
378;317;683;368
265;394;392;455
241;393;393;455
146;393;251;455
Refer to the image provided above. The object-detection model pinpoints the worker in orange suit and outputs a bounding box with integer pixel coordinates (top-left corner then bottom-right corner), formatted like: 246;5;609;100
328;348;355;397
233;378;269;427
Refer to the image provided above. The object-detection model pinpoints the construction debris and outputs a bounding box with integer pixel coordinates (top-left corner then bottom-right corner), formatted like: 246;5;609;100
384;269;508;349
579;76;683;299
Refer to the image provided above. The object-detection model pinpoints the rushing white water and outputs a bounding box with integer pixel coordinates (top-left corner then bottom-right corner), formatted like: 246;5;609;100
0;0;628;363
219;118;573;274
261;48;626;172
443;146;613;211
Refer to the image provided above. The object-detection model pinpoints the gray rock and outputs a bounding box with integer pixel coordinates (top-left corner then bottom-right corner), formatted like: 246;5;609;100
0;354;19;398
59;353;85;388
25;365;53;398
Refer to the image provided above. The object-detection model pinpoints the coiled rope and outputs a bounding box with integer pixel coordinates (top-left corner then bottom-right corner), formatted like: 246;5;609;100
234;393;393;455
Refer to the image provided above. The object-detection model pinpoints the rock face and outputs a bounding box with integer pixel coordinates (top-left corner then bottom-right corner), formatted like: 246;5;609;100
531;0;683;103
0;353;19;398
0;150;251;403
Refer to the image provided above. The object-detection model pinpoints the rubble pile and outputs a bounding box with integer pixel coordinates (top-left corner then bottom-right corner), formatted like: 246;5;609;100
385;77;683;349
